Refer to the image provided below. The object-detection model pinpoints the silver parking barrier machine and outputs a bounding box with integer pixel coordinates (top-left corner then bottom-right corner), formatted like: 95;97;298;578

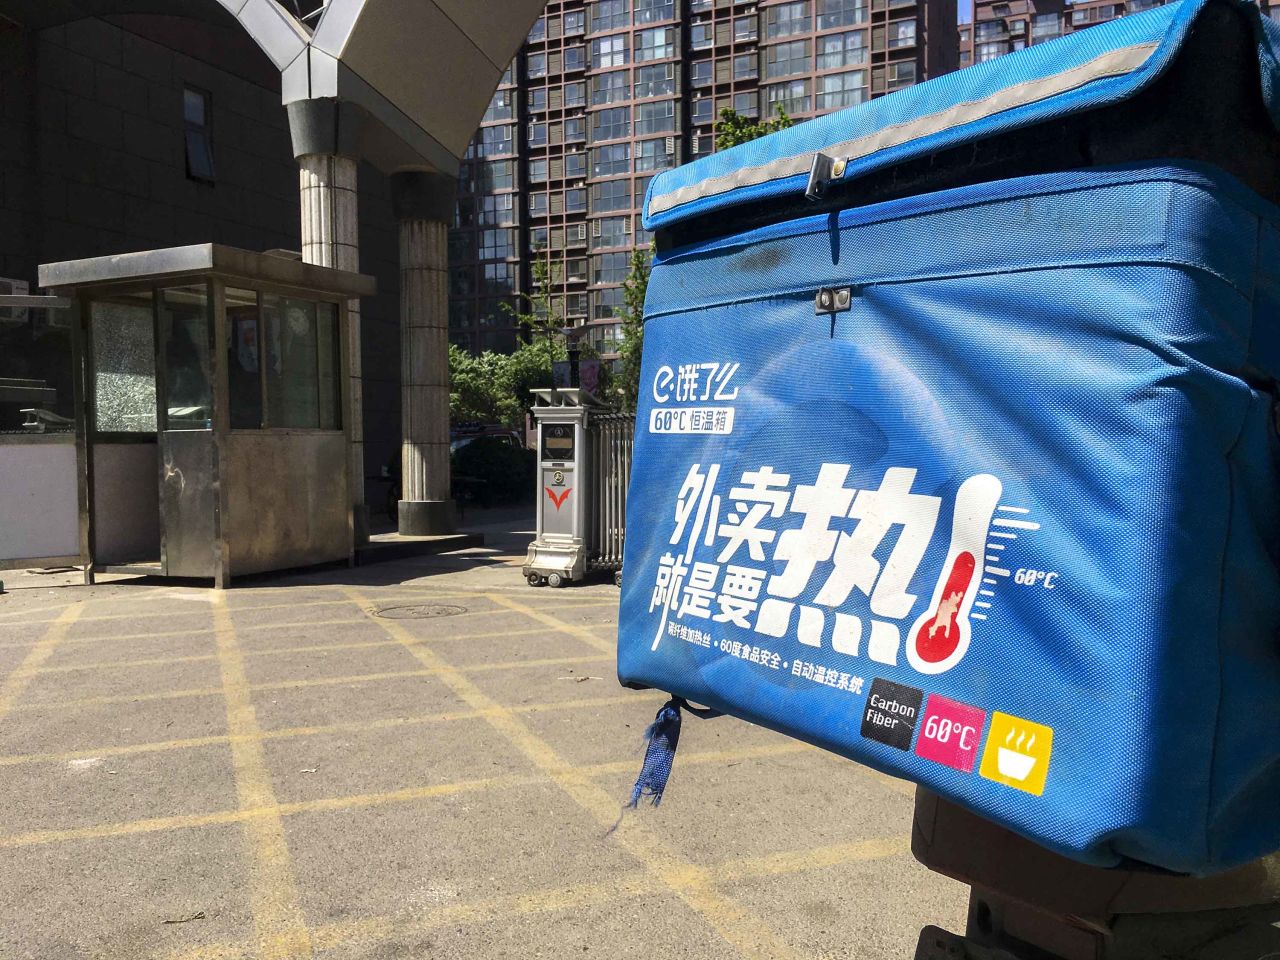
523;388;633;588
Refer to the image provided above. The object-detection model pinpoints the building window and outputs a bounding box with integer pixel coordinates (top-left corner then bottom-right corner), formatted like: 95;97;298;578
528;121;548;146
476;159;514;190
635;137;676;171
592;287;625;319
566;45;587;71
635;0;674;22
692;97;713;124
591;0;629;32
484;88;514;122
817;0;867;29
528;16;546;41
529;158;549;182
529;192;549;217
591;106;630;141
764;39;811;79
527;88;547;113
690;22;714;49
477;124;514;157
565;117;586;142
816;70;866;109
592;216;631;249
592;34;629;68
733;52;758;80
592;142;631;176
766;1;811;38
817;30;867;68
974;20;1006;40
531;226;549;250
887;19;916;48
566;188;588;212
635;99;675;135
733;91;758;116
636;25;676;60
975;40;1005;61
565;9;586;34
636;62;676;97
450;268;474;297
483;262;515;294
693;133;713;157
565;81;587;107
528;52;547;77
591;178;632;212
1031;12;1061;38
734;15;758;40
184;87;215;182
691;59;713;86
478;193;514;225
480;229;516;260
764;79;810;114
566;292;589;316
887;60;916;88
566;152;588;178
592;70;629;104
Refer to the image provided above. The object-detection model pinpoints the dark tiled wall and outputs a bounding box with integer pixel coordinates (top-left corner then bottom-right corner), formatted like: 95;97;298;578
0;15;403;501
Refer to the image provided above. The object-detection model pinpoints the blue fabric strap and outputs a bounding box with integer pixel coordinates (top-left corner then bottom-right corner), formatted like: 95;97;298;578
627;697;722;808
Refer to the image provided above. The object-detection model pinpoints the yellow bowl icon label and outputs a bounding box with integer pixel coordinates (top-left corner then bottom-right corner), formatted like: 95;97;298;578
980;711;1054;796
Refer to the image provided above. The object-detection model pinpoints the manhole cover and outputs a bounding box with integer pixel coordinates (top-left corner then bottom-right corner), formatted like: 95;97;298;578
375;604;467;620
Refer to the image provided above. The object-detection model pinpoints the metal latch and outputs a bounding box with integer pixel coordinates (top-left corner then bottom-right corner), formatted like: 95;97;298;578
805;152;848;201
814;286;854;315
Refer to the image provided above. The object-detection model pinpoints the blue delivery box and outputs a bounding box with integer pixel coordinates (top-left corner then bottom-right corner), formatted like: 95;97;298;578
617;0;1280;875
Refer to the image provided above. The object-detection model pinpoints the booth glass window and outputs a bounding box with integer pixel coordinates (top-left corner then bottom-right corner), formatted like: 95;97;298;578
316;302;340;430
159;285;212;430
263;294;341;430
91;293;157;433
226;287;261;430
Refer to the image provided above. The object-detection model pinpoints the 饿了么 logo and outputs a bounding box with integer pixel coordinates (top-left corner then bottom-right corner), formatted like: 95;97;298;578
647;462;1013;677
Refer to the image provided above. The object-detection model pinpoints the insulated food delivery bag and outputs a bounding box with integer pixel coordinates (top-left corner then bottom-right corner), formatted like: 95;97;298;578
617;0;1280;875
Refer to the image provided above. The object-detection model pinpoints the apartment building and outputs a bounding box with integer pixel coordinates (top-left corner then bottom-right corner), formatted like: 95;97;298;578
959;0;1280;69
448;0;957;360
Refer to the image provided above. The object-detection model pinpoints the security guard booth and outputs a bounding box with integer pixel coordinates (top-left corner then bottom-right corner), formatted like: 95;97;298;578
40;244;375;588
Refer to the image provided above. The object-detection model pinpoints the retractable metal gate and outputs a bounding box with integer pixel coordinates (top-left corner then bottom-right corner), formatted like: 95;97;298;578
586;412;633;574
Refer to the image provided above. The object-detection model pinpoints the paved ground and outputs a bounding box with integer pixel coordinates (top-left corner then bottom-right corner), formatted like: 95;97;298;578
0;511;966;960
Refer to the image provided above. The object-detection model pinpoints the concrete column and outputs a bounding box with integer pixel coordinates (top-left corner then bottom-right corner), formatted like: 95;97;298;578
298;153;369;544
391;172;457;536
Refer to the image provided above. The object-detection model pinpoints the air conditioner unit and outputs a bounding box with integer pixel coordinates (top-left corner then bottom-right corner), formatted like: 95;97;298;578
592;221;602;237
664;136;676;153
0;278;29;328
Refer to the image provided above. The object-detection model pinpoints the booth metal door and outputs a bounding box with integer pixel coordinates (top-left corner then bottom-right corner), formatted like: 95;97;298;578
155;284;217;579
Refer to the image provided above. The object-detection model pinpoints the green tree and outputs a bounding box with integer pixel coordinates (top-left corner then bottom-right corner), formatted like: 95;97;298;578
448;340;560;430
614;244;652;413
714;105;793;151
505;250;566;367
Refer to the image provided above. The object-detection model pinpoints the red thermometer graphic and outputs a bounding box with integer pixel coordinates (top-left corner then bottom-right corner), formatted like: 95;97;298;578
907;474;1003;674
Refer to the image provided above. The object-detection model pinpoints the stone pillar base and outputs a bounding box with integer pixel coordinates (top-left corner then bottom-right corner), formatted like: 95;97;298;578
398;500;457;536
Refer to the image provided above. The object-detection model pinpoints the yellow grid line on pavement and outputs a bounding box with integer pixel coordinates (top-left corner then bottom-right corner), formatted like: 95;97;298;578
0;692;666;768
164;828;909;960
210;594;313;960
0;741;809;850
9;654;615;713
31;621;610;675
0;602;83;723
488;593;617;655
342;587;802;960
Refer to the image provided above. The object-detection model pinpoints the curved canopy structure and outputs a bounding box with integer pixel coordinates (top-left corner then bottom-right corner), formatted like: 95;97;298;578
217;0;548;173
5;0;548;174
